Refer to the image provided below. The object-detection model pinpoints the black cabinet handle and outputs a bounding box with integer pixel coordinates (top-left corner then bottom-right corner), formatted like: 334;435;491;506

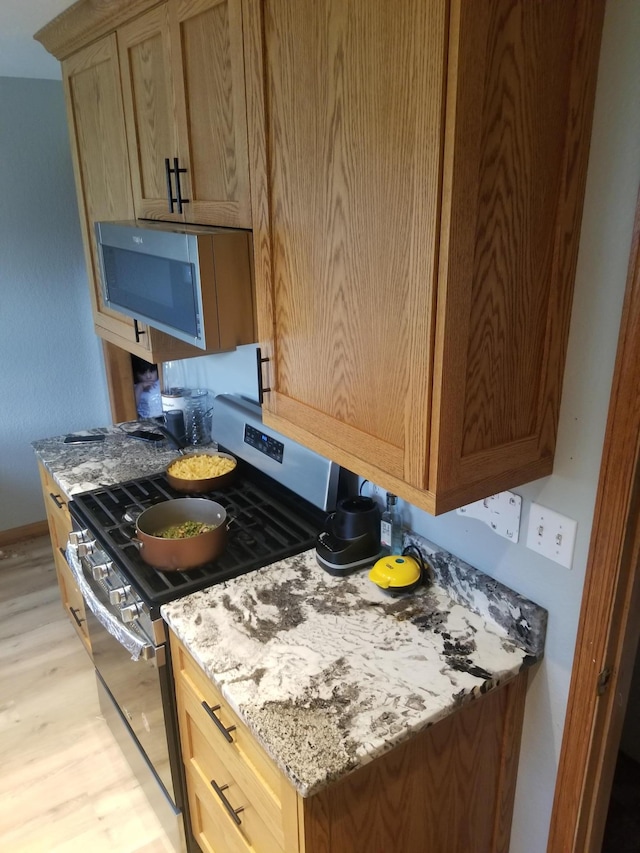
256;347;271;405
210;779;244;826
165;157;175;213
133;319;146;343
173;157;189;213
49;492;66;510
69;606;85;628
201;701;236;743
164;157;189;214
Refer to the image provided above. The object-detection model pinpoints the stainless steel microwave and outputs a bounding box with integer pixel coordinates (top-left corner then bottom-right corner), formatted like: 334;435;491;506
95;220;255;350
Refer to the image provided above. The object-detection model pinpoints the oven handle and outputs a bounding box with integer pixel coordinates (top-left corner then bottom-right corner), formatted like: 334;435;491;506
65;545;155;662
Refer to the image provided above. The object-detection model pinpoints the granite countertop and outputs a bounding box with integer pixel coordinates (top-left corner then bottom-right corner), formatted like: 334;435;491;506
33;424;547;800
32;423;200;496
162;537;547;798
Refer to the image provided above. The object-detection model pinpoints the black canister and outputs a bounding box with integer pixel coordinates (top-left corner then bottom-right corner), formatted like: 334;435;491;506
164;409;186;446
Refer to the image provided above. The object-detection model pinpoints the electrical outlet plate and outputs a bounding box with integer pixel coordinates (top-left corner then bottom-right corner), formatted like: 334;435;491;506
457;491;522;542
526;502;577;569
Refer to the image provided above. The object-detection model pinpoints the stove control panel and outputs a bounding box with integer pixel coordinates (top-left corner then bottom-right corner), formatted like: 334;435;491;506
244;424;284;463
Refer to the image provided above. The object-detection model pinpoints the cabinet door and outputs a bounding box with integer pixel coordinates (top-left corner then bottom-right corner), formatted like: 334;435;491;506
55;550;92;656
63;35;152;352
171;0;251;228
118;4;184;223
247;0;602;514
119;0;251;228
247;0;446;504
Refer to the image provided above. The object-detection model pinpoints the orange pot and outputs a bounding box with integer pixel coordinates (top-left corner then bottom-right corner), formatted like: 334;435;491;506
134;498;228;572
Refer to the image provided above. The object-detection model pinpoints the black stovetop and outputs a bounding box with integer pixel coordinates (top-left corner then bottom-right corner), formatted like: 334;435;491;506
69;460;327;607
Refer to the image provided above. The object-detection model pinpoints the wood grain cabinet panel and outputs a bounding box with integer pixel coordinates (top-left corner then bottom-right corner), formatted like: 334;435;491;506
119;0;251;228
62;35;145;353
171;634;298;853
37;463;91;655
245;0;605;513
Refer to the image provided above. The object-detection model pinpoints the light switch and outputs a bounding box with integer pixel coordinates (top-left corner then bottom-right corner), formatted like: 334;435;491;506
526;502;577;568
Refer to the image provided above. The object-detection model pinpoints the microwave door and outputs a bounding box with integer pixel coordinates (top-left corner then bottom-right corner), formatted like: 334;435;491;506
96;221;206;349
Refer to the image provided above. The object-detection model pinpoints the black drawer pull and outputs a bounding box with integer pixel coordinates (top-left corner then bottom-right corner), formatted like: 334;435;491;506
210;779;244;826
69;606;85;628
49;492;66;510
201;701;236;743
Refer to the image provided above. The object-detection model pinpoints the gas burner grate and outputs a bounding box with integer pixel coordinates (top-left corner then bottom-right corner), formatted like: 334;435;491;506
70;465;326;608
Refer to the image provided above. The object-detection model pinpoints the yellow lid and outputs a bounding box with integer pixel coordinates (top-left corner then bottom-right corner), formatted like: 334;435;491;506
369;555;421;590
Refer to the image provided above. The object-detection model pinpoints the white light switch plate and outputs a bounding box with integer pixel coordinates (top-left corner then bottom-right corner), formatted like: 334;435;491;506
526;502;577;568
457;491;522;542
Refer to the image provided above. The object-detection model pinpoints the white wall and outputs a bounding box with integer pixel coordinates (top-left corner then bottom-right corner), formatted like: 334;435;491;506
173;3;640;849
0;77;111;532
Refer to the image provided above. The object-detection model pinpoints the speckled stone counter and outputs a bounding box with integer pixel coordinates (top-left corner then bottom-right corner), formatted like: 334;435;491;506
162;544;546;798
32;424;197;495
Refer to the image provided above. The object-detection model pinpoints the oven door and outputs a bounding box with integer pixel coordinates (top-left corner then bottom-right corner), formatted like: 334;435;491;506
65;546;177;807
84;606;176;804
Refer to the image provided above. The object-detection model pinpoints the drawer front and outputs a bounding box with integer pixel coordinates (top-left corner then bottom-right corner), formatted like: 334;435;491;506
175;637;284;796
186;763;284;853
54;547;92;654
182;682;285;848
171;634;299;852
38;464;72;549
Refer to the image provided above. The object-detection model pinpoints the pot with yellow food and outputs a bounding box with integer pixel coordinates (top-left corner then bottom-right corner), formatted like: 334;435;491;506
166;451;237;493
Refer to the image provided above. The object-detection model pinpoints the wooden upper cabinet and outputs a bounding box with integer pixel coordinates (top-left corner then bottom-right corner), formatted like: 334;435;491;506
62;33;218;363
118;0;251;228
246;0;605;514
62;35;151;355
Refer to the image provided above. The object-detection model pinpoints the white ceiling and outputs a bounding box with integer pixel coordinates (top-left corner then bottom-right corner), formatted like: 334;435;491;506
0;0;78;79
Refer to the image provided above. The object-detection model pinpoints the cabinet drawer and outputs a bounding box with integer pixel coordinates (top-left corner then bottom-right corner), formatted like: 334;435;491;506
54;547;92;655
181;682;285;846
185;724;285;853
171;635;299;851
38;464;71;549
174;637;284;794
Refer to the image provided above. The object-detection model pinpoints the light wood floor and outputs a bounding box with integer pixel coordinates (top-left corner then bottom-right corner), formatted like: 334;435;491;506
0;536;179;852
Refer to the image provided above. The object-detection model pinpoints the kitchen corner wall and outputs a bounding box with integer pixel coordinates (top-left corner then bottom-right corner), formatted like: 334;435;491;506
0;77;110;533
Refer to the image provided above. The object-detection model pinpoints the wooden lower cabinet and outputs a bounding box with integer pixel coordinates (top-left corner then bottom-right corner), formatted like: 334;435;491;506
170;632;529;853
37;462;91;655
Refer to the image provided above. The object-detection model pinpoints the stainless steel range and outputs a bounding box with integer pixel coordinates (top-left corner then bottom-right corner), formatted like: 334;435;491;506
65;396;341;851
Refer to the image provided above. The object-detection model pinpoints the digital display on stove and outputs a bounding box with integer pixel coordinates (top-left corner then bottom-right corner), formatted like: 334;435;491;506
244;424;284;463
